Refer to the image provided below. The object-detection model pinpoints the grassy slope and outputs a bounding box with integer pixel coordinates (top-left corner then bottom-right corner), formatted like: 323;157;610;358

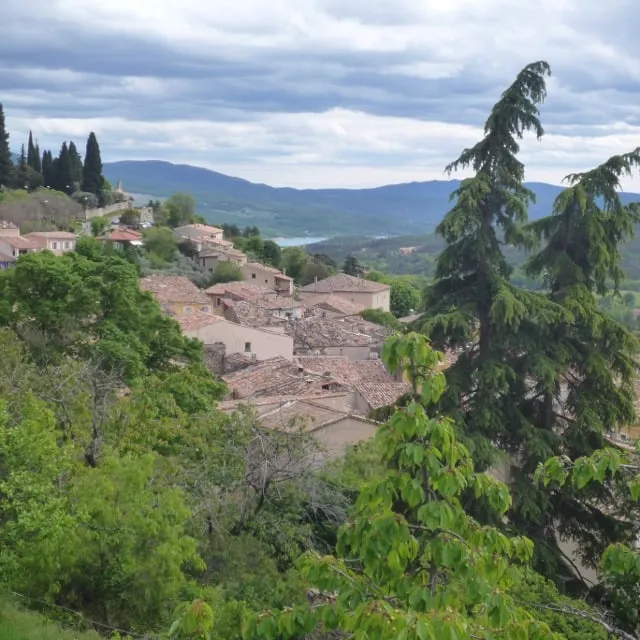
0;602;101;640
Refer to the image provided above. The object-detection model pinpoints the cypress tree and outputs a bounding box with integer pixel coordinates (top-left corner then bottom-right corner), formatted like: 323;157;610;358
82;132;104;200
42;149;53;188
33;142;41;174
27;130;38;171
68;140;83;189
52;142;74;195
0;102;15;188
15;143;29;189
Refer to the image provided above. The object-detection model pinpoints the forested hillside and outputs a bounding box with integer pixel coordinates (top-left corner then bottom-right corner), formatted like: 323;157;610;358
1;61;640;640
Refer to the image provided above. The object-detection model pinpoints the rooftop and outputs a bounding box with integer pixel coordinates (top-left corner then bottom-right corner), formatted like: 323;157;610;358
0;252;16;262
199;245;246;259
304;294;367;316
25;231;76;239
175;223;223;237
245;262;293;280
205;281;277;303
140;275;211;305
0;236;41;249
300;273;390;294
285;315;392;349
174;309;225;332
223;300;287;328
223;356;350;399
98;228;144;242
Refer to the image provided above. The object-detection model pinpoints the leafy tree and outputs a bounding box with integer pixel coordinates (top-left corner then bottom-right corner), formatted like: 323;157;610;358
119;208;141;226
312;253;337;269
0;244;204;382
210;261;244;284
262;239;282;268
245;333;571;640
143;226;179;263
81;132;104;203
222;223;241;239
343;254;364;277
68;140;83;189
281;246;311;283
0;102;15;188
390;278;422;317
300;260;331;286
90;216;108;237
164;192;197;228
243;225;260;238
360;308;403;330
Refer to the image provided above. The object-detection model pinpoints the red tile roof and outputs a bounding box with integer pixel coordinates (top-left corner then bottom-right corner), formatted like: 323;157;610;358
99;228;143;242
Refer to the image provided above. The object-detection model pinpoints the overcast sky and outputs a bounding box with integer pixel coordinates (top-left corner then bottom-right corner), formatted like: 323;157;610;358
3;0;640;189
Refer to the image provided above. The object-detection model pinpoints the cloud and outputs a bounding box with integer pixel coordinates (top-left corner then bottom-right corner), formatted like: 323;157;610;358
2;0;640;189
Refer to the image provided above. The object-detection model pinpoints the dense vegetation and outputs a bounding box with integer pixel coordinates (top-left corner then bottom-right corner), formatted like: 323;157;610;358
1;61;640;640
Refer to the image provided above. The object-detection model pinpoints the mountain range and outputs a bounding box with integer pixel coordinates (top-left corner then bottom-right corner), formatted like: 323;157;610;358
97;160;639;238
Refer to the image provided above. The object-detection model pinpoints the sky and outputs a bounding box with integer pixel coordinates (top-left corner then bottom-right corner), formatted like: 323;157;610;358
2;0;640;189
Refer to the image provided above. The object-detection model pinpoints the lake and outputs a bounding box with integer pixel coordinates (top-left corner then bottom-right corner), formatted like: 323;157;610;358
272;236;328;247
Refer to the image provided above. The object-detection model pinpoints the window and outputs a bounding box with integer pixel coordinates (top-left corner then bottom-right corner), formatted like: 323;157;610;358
251;273;256;279
64;241;71;249
265;279;268;284
244;342;251;353
51;242;58;250
202;306;210;313
184;306;192;314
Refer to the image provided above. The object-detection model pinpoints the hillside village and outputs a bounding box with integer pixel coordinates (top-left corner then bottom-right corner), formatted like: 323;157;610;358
0;202;438;457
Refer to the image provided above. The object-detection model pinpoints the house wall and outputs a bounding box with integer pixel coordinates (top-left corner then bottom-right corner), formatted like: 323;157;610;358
186;320;294;361
242;264;293;295
200;253;247;271
299;289;390;312
294;345;372;361
0;239;36;258
0;227;20;238
313;418;378;460
43;238;76;255
166;301;212;315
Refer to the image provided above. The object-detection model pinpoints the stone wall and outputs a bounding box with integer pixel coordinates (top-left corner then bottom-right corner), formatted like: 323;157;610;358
204;342;227;375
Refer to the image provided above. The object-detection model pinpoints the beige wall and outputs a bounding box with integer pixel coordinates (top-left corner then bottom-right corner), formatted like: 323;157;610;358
185;320;293;360
300;289;390;312
242;264;293;295
167;301;212;315
0;227;20;237
200;253;247;271
42;238;76;255
312;418;378;460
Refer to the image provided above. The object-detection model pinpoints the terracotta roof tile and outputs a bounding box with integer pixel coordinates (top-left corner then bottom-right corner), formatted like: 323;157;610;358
25;231;76;239
285;315;392;349
140;275;211;305
174;309;225;332
300;273;390;294
304;294;366;316
0;236;40;249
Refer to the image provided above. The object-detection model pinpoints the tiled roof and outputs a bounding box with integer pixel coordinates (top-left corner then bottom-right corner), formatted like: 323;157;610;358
0;236;40;249
199;245;246;259
299;273;390;294
304;294;366;316
175;223;223;237
244;262;293;280
174;309;225;332
285;315;392;349
0;252;16;262
25;231;76;239
223;357;350;399
353;382;412;410
140;275;211;305
99;228;143;242
205;281;277;302
223;300;287;328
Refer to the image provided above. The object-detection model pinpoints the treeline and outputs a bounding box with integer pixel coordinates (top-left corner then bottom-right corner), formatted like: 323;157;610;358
0;102;109;207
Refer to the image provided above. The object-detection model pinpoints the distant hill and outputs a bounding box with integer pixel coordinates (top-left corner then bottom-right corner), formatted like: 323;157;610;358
104;160;640;238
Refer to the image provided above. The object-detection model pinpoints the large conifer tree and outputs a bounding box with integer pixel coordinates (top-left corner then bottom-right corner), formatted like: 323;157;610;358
81;132;104;200
0;102;15;188
41;150;53;188
68;140;83;189
52;142;74;195
27;130;40;172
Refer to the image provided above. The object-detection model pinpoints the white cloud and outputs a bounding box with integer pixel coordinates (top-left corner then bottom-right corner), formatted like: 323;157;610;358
2;0;640;190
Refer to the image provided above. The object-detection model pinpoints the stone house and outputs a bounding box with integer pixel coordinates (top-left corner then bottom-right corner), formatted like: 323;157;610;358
204;281;278;310
24;231;77;255
176;310;294;364
198;246;248;271
299;273;391;312
302;294;367;318
241;262;294;296
140;275;212;314
174;223;232;251
97;228;144;250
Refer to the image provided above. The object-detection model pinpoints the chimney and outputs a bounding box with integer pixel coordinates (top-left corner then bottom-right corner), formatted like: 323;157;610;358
314;276;318;283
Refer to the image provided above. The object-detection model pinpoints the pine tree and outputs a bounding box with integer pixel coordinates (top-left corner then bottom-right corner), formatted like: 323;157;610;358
0;102;15;188
421;61;557;466
515;150;640;576
34;142;41;174
41;150;53;188
15;143;29;189
81;132;104;201
68;140;83;189
52;142;74;195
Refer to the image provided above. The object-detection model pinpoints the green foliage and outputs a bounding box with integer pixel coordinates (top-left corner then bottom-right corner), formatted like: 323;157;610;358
165;192;197;228
281;246;311;283
0;102;15;189
261;239;281;268
118;208;140;226
245;333;563;640
143;225;179;263
209;261;245;284
342;254;363;277
81;132;104;204
360;307;403;330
